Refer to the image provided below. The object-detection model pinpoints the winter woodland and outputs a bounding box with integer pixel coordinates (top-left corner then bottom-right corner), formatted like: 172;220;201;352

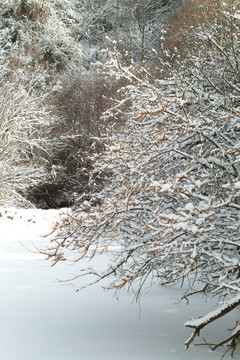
0;0;239;357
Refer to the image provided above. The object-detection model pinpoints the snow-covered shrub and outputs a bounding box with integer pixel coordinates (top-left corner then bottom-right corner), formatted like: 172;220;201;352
42;2;240;356
165;0;237;61
0;0;84;73
0;65;53;207
52;68;127;138
0;0;184;72
30;67;129;209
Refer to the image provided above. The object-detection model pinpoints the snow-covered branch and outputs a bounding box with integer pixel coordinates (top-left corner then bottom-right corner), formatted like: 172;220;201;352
185;293;240;349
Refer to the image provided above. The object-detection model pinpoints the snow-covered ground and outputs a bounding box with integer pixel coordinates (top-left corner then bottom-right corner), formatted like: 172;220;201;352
0;208;238;360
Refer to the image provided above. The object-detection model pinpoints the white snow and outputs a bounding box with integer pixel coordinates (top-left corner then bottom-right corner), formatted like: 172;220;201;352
234;181;240;189
185;292;240;328
160;183;173;193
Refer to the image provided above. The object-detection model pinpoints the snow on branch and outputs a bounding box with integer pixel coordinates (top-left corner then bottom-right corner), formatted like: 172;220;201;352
185;293;240;348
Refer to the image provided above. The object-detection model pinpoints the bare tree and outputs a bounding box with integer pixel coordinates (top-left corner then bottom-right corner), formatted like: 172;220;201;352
129;0;179;60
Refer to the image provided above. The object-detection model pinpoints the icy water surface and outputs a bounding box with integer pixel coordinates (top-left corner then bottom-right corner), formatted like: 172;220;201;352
0;209;238;360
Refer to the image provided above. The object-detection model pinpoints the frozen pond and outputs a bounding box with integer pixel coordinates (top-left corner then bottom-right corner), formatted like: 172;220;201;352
0;209;238;360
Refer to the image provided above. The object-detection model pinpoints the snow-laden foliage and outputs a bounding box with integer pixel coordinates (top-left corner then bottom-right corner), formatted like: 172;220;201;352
0;65;53;206
0;0;177;71
43;3;240;356
0;0;85;72
103;0;182;61
0;0;185;206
